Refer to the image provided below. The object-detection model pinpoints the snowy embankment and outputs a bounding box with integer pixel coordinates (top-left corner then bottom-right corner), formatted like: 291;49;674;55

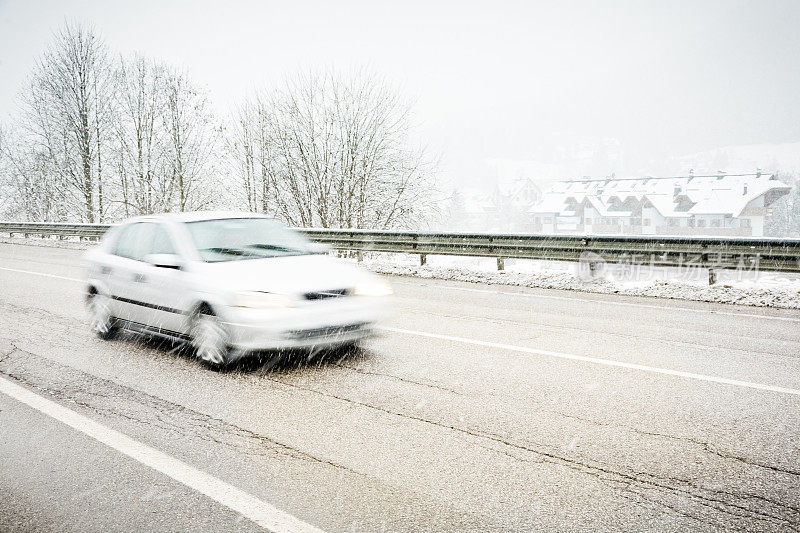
0;236;91;250
349;253;800;310
4;235;800;310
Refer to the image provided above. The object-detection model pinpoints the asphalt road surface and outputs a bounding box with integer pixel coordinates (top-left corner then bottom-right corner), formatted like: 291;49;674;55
1;241;799;532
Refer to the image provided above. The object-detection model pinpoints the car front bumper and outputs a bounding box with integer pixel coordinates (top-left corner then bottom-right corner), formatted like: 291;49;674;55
221;296;390;352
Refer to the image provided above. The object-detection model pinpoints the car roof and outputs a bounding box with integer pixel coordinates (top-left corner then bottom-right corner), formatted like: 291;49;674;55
123;211;273;224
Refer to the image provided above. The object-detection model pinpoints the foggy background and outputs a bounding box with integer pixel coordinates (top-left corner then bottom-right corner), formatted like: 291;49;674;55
2;0;800;191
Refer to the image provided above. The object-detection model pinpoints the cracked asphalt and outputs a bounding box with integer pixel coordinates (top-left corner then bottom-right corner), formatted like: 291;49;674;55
1;242;799;532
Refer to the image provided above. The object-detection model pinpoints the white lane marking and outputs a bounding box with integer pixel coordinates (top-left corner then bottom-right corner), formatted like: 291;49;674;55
399;281;800;323
0;265;82;283
0;375;325;533
380;326;800;397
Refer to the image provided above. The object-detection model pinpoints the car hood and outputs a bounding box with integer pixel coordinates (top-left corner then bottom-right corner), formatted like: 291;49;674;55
195;254;373;295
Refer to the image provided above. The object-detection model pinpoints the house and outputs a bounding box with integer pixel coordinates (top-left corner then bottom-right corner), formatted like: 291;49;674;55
528;171;790;236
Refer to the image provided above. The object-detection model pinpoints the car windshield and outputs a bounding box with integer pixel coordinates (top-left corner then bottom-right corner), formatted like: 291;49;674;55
186;218;315;262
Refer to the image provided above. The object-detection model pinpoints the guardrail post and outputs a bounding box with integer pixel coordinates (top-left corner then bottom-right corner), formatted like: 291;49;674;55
708;268;717;285
420;254;427;266
497;257;505;271
356;251;363;262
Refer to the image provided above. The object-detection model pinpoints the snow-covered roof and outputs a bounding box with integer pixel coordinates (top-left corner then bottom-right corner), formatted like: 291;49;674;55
644;194;690;218
529;173;790;218
529;193;568;214
586;196;616;216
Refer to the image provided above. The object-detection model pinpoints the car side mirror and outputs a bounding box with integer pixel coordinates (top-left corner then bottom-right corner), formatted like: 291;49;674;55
145;253;183;270
307;242;332;255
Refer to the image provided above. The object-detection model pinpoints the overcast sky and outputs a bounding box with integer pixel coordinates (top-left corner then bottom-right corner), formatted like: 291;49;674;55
2;0;799;188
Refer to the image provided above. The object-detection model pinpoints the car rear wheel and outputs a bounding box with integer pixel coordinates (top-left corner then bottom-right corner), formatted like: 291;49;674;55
190;308;231;368
88;291;118;340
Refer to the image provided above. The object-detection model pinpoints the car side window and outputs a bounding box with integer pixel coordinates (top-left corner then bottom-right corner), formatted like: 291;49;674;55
112;223;154;262
149;224;177;256
112;223;140;260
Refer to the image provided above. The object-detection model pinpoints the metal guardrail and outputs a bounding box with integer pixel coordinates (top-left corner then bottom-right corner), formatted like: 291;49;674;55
303;228;800;281
0;221;111;239
2;221;800;281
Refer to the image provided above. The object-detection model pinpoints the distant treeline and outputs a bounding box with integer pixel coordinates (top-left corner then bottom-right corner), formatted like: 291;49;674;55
0;22;437;229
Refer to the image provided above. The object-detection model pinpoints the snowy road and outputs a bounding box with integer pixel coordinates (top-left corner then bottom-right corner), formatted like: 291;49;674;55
1;242;799;532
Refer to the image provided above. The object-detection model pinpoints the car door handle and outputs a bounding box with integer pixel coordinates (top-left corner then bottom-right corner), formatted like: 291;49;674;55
132;273;147;283
99;265;112;275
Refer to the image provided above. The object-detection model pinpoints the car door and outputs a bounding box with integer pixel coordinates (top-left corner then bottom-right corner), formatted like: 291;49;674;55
137;223;193;335
105;222;156;326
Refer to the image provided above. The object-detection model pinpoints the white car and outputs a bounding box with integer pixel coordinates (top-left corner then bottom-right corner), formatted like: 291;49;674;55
83;212;392;367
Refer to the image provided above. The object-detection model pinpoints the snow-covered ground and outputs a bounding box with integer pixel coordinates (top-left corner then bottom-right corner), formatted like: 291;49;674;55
345;252;800;310
0;236;93;250
4;235;800;310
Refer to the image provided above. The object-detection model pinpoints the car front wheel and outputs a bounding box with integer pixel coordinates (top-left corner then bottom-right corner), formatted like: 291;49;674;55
190;309;232;369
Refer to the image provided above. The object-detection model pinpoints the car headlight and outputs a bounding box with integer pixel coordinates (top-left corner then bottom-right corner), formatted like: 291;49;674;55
353;278;393;297
232;291;293;309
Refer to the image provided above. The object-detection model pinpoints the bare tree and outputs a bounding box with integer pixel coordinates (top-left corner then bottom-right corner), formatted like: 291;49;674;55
3;24;436;227
161;70;220;212
0;123;62;221
20;22;114;222
0;125;7;217
112;54;169;216
766;172;800;237
0;125;12;218
229;69;437;229
226;93;279;215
